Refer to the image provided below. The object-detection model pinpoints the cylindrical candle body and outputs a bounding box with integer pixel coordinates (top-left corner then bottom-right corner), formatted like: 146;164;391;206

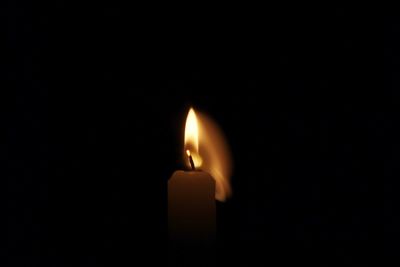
168;170;216;242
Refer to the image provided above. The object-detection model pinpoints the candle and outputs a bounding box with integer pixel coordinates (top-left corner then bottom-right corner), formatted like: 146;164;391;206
168;170;216;242
168;107;233;266
168;107;233;242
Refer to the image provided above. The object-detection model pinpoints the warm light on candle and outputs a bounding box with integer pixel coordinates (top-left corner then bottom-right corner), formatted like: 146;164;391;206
183;107;233;201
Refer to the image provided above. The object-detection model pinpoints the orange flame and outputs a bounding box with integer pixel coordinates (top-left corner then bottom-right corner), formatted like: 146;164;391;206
184;107;233;201
184;108;202;167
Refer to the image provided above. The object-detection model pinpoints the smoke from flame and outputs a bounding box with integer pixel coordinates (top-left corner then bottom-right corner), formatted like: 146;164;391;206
184;108;233;201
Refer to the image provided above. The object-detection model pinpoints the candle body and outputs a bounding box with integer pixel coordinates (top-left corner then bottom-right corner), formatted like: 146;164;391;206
168;170;216;242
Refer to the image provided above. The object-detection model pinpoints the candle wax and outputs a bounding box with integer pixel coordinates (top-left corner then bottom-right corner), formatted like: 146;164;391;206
168;170;216;242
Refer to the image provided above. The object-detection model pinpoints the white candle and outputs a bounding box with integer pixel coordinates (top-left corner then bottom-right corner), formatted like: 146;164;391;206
168;108;216;242
168;107;233;242
168;107;232;266
168;170;216;242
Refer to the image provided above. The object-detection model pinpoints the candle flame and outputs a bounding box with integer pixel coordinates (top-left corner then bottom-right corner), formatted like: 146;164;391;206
184;107;233;201
184;108;202;167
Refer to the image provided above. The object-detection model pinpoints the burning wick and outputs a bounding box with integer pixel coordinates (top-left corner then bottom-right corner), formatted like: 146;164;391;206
186;150;196;170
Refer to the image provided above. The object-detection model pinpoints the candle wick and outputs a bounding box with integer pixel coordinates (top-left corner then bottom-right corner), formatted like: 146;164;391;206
186;150;196;170
189;155;196;170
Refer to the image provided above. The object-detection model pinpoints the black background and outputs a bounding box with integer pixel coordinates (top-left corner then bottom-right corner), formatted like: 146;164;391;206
4;3;388;266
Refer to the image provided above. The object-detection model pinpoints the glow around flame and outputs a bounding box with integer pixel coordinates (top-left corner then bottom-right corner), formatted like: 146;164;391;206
184;107;233;201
